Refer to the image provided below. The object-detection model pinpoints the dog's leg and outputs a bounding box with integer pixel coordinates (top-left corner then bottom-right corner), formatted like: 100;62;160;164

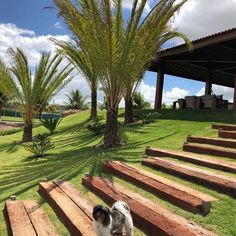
124;216;133;236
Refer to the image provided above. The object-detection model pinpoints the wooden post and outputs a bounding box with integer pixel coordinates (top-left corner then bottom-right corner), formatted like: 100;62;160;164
154;66;164;110
234;74;236;109
205;70;213;95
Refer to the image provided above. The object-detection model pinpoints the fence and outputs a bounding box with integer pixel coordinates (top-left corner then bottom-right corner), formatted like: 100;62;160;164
0;108;62;120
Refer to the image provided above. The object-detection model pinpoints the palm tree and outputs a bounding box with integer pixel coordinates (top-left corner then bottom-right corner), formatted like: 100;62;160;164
52;39;99;119
0;48;74;142
65;89;89;110
53;0;191;148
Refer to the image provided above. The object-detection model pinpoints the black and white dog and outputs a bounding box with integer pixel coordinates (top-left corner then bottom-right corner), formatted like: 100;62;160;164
92;201;133;236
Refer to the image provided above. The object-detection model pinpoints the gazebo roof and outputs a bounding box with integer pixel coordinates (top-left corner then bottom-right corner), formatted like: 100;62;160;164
150;28;236;88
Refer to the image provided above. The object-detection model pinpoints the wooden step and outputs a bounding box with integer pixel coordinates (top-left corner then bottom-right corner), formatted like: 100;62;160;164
142;158;236;198
187;135;236;149
53;180;94;221
183;143;236;159
82;176;216;236
212;123;236;131
39;181;96;236
103;161;214;215
4;200;58;236
145;147;236;173
219;129;236;139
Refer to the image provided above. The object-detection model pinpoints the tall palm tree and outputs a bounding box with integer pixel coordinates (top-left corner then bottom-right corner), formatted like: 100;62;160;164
0;92;7;118
0;48;74;142
53;0;191;148
65;89;88;110
52;39;99;119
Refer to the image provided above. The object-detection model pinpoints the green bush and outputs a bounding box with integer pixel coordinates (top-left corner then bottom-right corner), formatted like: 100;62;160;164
22;134;54;158
41;117;62;134
141;112;159;124
86;119;106;135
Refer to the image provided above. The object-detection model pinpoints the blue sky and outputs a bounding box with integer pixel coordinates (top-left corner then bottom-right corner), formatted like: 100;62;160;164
0;0;234;104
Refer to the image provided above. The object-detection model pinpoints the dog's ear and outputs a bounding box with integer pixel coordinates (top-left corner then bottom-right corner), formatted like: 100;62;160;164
103;206;111;215
92;205;103;219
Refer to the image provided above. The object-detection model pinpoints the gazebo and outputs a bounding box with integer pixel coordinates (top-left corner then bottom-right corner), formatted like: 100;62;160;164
150;28;236;110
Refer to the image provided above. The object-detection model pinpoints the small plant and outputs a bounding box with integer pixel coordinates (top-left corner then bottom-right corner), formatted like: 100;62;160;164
86;119;106;135
23;134;54;158
41;117;62;134
117;128;128;145
141;112;159;124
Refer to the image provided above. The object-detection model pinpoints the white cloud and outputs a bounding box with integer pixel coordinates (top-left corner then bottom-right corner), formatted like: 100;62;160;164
122;0;152;12
173;0;236;42
0;23;70;66
54;22;63;30
0;23;87;105
196;85;234;102
137;81;189;106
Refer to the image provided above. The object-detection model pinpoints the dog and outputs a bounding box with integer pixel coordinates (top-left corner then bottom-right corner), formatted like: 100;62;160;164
92;201;133;236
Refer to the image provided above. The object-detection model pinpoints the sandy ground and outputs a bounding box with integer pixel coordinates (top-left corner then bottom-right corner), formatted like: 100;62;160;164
0;121;24;131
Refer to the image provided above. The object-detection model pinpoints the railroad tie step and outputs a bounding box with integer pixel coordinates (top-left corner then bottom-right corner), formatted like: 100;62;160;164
102;161;215;215
219;129;236;139
4;200;58;236
145;147;236;173
183;143;236;159
142;158;236;198
82;176;217;236
38;181;96;236
187;135;236;149
212;123;236;131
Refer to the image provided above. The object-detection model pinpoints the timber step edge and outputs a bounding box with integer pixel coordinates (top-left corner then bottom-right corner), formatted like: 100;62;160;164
82;176;217;236
212;123;236;131
183;143;236;159
4;200;58;236
219;129;236;139
145;147;236;173
38;181;96;236
102;161;213;215
187;135;236;149
142;158;236;198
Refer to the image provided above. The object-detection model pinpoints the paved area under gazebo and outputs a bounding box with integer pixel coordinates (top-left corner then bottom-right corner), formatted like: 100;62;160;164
150;28;236;110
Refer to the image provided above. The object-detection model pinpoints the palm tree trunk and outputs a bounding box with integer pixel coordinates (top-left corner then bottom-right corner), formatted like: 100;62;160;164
103;106;118;148
90;89;97;119
124;96;134;124
22;122;33;142
0;104;2;119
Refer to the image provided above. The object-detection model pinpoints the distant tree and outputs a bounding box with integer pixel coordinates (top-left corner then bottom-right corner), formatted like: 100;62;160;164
65;89;89;110
0;48;74;142
46;104;58;113
53;39;99;119
133;92;151;110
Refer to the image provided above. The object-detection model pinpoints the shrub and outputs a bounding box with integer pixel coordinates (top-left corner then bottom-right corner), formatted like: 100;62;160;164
86;119;106;135
41;117;62;134
23;134;54;158
117;128;128;145
133;92;151;109
141;112;159;124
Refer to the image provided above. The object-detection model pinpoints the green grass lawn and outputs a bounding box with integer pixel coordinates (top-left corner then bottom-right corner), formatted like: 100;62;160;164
0;109;236;236
0;116;23;122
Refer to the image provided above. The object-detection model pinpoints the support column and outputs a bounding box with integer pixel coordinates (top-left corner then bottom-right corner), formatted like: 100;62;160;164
234;74;236;109
154;66;164;110
205;70;213;95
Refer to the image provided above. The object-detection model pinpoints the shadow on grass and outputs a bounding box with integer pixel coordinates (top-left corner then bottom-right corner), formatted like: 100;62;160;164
0;141;21;153
0;127;176;204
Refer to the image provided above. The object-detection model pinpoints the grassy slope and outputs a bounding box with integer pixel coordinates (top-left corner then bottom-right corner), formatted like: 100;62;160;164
0;109;236;236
